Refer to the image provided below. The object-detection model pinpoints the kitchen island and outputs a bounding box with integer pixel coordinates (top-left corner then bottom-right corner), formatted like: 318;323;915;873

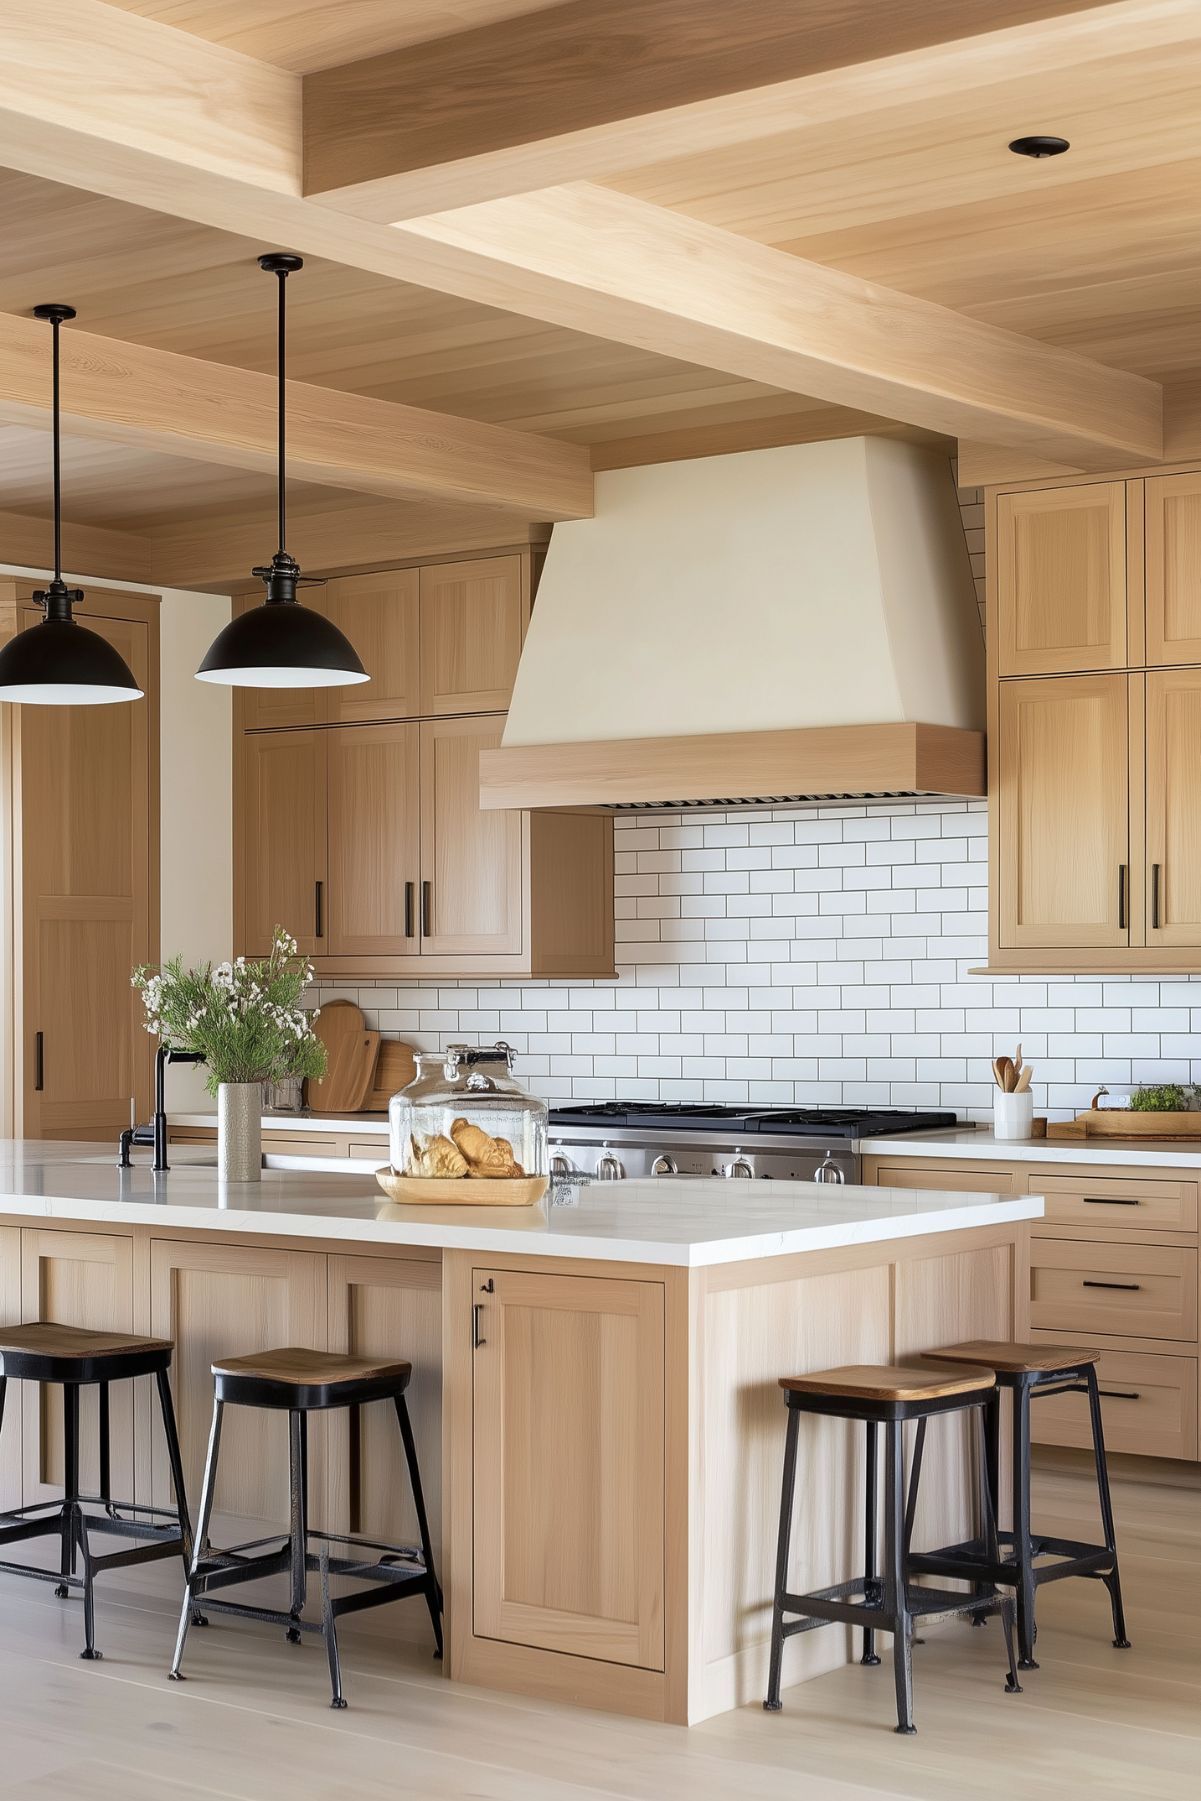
0;1142;1040;1723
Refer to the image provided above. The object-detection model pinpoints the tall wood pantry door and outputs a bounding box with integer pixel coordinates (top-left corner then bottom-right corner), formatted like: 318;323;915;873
16;600;156;1138
471;1267;665;1670
1145;668;1201;949
996;673;1131;950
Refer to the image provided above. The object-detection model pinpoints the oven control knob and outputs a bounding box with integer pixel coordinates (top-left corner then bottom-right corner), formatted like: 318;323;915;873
651;1154;677;1177
814;1155;845;1185
727;1151;753;1178
596;1147;624;1181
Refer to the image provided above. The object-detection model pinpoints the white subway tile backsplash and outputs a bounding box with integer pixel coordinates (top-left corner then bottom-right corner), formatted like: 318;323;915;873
316;797;1201;1123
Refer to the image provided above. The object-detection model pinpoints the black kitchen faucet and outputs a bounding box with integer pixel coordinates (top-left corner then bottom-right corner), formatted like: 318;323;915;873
117;1043;206;1171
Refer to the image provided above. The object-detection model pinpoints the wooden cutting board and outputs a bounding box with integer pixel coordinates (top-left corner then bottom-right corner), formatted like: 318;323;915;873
307;1001;380;1114
1048;1108;1201;1141
365;1039;418;1111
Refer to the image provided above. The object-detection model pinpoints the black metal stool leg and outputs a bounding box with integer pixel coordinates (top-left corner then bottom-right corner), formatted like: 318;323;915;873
764;1403;800;1711
1084;1366;1131;1649
320;1545;346;1709
56;1384;81;1599
393;1394;443;1658
861;1418;881;1666
1011;1382;1038;1669
884;1418;915;1734
169;1397;224;1681
971;1390;1002;1624
975;1407;1021;1693
75;1504;100;1660
286;1410;308;1643
98;1382;112;1516
154;1368;194;1568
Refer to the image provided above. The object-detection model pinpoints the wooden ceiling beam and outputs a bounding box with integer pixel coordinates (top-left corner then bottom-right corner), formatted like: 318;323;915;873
0;307;592;520
398;186;1162;471
302;0;1142;219
0;505;151;584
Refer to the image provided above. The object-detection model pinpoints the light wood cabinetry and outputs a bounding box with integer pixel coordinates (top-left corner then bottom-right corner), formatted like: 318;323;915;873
1144;668;1201;949
470;1266;665;1670
13;589;159;1137
234;547;614;980
1145;472;1201;666
0;1228;21;1509
995;482;1127;676
996;673;1132;951
864;1151;1201;1463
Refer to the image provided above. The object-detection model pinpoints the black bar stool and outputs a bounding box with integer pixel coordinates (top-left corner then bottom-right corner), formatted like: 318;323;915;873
764;1362;1022;1734
169;1345;442;1708
0;1322;192;1658
909;1340;1129;1668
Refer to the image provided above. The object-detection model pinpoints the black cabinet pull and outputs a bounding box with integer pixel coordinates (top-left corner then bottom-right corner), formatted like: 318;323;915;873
1083;1279;1140;1291
1098;1388;1141;1401
1082;1195;1139;1206
421;879;432;938
314;879;324;939
472;1303;486;1349
1117;863;1128;930
404;881;415;939
34;1031;43;1092
1152;861;1162;930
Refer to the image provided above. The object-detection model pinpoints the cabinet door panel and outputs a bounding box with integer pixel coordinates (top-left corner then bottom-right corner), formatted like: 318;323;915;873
236;729;327;956
996;485;1126;676
1146;472;1201;665
21;1230;135;1506
472;1268;664;1669
149;1239;324;1526
0;1229;21;1509
327;723;420;958
998;674;1130;948
1146;668;1201;948
325;570;420;725
420;556;524;715
420;718;522;956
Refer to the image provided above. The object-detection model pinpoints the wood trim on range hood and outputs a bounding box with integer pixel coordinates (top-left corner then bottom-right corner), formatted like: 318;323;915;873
478;722;985;811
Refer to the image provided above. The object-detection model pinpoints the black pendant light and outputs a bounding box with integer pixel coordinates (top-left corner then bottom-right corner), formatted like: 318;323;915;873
0;305;142;706
196;254;368;691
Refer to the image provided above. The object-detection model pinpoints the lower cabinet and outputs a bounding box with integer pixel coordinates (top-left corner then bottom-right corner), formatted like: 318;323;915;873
1029;1340;1199;1461
0;1228;22;1508
470;1266;665;1670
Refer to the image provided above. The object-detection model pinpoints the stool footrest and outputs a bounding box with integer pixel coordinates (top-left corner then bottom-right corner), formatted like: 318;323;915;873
910;1533;1117;1590
779;1577;1006;1637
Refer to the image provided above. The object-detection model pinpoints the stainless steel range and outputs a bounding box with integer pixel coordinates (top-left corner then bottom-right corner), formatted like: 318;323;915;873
547;1103;959;1186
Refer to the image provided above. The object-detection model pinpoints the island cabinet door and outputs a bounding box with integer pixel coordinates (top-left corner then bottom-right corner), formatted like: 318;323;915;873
0;1228;21;1509
471;1267;665;1670
148;1239;325;1528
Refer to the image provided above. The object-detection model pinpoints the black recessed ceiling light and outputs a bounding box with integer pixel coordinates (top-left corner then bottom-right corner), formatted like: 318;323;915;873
195;253;368;692
1008;135;1070;158
0;304;143;706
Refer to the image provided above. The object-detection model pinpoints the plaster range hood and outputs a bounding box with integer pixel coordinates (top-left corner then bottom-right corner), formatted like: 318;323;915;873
479;437;986;811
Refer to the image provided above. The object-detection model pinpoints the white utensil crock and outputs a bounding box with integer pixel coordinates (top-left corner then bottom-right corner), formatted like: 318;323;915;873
993;1091;1034;1142
217;1081;263;1181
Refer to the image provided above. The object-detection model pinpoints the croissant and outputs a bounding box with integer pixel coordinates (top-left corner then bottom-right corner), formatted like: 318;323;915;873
451;1118;525;1178
407;1132;469;1178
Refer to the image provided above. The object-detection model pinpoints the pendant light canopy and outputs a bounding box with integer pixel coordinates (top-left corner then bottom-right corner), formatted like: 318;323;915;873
196;254;368;691
0;304;142;706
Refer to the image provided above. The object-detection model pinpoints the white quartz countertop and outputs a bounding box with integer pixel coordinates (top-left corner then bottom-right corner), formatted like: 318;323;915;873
0;1141;1041;1269
857;1125;1201;1169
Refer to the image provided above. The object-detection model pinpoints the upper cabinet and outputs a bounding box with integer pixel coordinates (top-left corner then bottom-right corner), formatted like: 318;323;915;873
325;569;420;725
419;556;524;715
1145;473;1201;667
995;483;1127;676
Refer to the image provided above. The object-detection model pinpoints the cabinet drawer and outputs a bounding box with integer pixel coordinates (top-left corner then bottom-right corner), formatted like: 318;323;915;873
1029;1341;1199;1461
1029;1240;1198;1341
871;1163;1018;1196
347;1140;389;1165
1031;1173;1198;1232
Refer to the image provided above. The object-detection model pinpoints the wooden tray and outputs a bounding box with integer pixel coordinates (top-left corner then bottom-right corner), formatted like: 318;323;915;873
1048;1108;1201;1141
376;1168;549;1208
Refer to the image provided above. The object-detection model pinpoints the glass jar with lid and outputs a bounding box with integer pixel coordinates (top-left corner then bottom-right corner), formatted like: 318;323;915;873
385;1042;548;1205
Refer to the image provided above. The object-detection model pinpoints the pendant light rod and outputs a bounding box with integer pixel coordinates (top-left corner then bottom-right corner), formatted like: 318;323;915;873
33;303;76;589
258;252;302;560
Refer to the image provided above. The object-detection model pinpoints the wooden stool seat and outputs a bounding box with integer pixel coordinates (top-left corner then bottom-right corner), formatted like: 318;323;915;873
780;1363;996;1404
211;1345;412;1411
0;1321;173;1383
922;1340;1100;1376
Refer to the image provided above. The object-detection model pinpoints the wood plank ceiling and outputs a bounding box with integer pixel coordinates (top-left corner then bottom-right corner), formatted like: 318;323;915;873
0;0;1197;571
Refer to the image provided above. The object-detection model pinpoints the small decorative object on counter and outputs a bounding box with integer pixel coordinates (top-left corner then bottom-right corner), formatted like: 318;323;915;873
992;1042;1034;1141
132;926;326;1182
383;1042;548;1206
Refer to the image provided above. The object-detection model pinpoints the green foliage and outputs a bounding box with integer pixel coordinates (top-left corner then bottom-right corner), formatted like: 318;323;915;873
132;927;327;1099
1128;1083;1188;1113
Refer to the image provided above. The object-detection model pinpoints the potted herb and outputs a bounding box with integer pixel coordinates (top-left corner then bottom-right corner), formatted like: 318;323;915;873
132;927;326;1181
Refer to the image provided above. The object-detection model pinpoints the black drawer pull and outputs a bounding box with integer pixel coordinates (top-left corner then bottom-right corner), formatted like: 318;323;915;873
1098;1388;1141;1402
472;1303;485;1349
421;879;432;938
404;881;415;939
1082;1195;1140;1206
1082;1279;1140;1292
314;879;324;939
1152;861;1162;931
34;1031;43;1092
1118;862;1128;930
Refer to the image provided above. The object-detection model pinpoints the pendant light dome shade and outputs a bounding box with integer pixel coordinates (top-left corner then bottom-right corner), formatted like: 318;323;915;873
195;255;368;691
0;305;142;707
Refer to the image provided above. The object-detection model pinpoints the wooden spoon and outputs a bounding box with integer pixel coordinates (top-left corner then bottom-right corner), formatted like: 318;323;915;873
994;1056;1015;1093
1014;1064;1032;1093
